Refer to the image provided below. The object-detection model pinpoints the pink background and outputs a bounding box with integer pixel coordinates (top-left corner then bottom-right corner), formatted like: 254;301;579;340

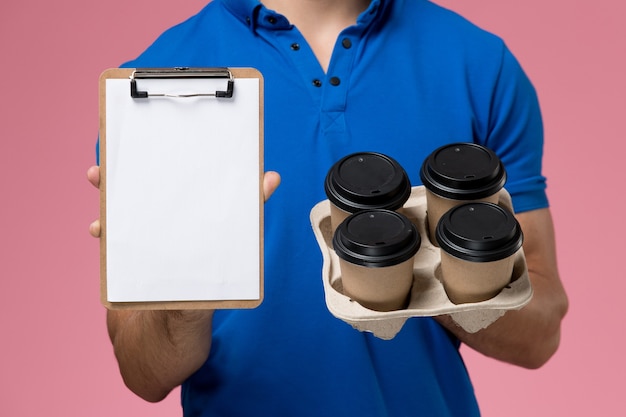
1;0;624;415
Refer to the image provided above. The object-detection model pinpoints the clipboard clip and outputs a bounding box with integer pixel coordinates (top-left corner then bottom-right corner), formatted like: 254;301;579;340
130;67;234;99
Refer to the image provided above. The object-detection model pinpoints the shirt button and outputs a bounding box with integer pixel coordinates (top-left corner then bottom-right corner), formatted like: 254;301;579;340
342;38;352;49
267;16;277;24
312;79;322;87
291;43;300;51
329;77;341;86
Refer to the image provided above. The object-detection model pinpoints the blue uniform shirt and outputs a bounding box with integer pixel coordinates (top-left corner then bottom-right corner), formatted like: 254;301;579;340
118;0;548;415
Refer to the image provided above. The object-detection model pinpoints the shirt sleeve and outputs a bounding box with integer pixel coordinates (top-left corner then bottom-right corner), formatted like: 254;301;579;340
481;44;549;213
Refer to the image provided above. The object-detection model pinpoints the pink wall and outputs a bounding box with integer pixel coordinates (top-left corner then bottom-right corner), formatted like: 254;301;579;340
1;1;623;415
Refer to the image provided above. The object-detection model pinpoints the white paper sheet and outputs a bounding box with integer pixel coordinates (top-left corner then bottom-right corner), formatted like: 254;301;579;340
105;77;261;302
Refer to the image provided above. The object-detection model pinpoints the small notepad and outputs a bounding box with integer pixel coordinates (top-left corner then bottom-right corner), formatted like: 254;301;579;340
99;68;264;309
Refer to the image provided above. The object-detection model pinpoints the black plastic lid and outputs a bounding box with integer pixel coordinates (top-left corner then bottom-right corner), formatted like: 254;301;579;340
333;210;421;268
420;143;506;200
325;152;411;213
436;202;523;262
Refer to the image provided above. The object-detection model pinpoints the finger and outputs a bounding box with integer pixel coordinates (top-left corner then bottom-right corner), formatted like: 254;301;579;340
87;166;100;189
263;171;281;202
89;219;101;238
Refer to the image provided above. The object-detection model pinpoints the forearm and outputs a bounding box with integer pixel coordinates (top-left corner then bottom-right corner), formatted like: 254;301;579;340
436;271;567;368
107;309;214;402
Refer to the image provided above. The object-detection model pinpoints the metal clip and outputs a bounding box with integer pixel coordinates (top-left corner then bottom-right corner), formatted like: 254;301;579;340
130;67;234;99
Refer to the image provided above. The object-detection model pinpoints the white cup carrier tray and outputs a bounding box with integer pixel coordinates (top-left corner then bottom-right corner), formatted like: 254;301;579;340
310;186;533;340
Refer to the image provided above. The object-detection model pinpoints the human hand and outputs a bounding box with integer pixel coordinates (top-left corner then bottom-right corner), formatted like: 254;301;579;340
262;170;282;202
87;166;281;238
87;166;101;238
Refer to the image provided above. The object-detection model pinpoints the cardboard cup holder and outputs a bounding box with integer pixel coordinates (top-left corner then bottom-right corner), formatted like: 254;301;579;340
310;186;533;340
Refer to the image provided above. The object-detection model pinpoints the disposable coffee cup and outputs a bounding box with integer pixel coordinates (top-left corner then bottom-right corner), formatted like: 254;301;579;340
420;143;506;244
333;209;421;311
325;152;412;232
436;202;523;304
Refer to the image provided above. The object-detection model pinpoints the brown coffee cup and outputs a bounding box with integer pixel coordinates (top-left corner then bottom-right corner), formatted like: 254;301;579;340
420;143;506;244
435;202;523;304
332;209;421;311
325;152;411;233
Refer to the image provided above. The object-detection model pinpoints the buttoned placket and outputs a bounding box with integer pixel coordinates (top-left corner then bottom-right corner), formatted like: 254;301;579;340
317;32;357;142
253;2;382;143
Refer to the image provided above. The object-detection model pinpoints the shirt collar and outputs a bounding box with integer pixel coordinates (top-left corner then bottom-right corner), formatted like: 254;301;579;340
221;0;263;29
359;0;386;26
221;0;389;32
